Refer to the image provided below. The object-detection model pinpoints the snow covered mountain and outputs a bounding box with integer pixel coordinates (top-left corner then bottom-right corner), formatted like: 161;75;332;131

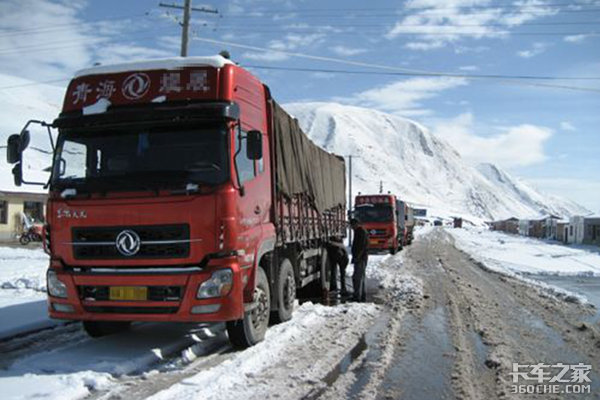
284;102;588;221
0;73;63;193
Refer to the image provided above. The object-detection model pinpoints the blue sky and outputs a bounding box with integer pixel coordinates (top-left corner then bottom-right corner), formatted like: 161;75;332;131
0;0;599;212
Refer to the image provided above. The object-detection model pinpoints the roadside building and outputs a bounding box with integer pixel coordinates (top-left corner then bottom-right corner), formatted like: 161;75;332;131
518;219;530;236
567;216;585;244
583;216;600;246
541;215;561;240
490;217;519;234
556;220;569;243
528;219;546;239
0;190;47;241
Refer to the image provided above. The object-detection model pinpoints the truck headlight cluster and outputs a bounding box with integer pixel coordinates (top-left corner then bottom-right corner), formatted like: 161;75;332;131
196;269;233;299
47;269;68;298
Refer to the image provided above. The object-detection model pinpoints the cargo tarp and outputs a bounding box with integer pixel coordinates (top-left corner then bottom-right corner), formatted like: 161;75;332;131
273;102;346;213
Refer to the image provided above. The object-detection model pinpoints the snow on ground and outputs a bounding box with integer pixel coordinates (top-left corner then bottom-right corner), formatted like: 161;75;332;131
448;227;600;304
0;246;56;339
0;322;206;400
0;246;424;400
148;302;380;400
449;227;600;277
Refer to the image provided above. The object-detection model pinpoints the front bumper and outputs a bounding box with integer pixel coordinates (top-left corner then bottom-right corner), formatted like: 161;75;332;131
367;236;395;250
47;260;246;323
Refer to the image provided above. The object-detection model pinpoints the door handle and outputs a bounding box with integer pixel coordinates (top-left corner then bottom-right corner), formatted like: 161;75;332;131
254;206;261;215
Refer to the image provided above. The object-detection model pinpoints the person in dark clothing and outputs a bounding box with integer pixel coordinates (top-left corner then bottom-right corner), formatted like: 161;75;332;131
328;239;349;296
350;218;369;302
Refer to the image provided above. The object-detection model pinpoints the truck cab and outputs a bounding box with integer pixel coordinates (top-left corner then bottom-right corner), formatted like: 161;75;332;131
354;194;401;254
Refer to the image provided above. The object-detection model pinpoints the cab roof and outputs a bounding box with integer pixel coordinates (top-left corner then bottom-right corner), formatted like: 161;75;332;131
74;55;234;78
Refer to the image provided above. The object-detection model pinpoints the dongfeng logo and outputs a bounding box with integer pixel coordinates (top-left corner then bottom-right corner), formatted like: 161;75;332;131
370;229;377;235
121;73;150;100
115;230;141;256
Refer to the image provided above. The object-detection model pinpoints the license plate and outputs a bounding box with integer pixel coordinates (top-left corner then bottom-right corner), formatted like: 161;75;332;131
109;286;148;301
369;239;378;245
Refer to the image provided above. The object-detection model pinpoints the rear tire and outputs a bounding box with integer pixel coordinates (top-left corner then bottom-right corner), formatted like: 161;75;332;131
83;321;131;337
19;234;30;245
227;267;270;349
271;258;295;324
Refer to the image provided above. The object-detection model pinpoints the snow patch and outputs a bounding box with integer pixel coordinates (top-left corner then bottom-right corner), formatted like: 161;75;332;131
74;55;234;78
82;97;111;115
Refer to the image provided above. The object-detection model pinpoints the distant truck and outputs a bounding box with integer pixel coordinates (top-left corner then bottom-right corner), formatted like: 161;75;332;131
354;194;414;254
399;200;415;246
6;55;347;348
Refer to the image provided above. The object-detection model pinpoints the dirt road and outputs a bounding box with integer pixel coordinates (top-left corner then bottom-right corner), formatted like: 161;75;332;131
326;228;600;399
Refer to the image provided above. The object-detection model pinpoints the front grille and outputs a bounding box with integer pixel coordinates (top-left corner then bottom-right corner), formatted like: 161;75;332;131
72;224;190;260
84;306;179;314
368;229;388;236
78;285;184;301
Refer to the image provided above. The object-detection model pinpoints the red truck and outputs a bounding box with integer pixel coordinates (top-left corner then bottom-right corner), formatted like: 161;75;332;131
354;194;414;254
5;55;347;348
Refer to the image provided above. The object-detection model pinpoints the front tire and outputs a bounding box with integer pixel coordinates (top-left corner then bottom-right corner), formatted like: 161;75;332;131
227;267;270;349
83;321;131;337
271;258;296;324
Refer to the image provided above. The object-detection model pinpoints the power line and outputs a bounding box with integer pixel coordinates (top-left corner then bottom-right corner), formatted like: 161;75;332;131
0;13;150;37
195;29;598;37
217;3;600;14
203;21;600;28
242;65;600;81
218;8;600;19
190;35;600;93
0;78;70;91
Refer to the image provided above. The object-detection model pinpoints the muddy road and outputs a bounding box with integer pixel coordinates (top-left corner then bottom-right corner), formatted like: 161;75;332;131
325;228;600;400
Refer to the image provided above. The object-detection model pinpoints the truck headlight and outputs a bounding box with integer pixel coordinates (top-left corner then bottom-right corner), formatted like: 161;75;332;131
47;269;68;298
197;269;233;299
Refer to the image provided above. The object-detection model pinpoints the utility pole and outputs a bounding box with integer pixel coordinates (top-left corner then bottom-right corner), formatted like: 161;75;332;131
347;154;359;244
379;180;383;194
159;1;218;57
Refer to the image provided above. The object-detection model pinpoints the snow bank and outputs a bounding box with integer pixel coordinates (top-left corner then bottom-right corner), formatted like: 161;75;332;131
0;246;52;338
450;227;600;277
0;246;48;293
149;302;379;400
449;227;600;304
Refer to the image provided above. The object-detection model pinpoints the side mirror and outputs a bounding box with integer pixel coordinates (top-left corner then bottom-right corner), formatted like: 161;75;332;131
6;134;21;164
12;163;22;186
246;130;263;160
19;129;30;151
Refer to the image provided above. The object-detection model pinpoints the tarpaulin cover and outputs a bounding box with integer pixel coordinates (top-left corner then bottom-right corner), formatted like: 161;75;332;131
273;101;346;213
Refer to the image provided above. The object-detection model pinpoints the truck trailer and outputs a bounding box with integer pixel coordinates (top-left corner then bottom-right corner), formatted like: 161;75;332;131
5;55;347;348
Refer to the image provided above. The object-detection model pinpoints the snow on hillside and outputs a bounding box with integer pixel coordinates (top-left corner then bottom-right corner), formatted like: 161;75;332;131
476;163;589;217
284;102;587;221
0;73;62;193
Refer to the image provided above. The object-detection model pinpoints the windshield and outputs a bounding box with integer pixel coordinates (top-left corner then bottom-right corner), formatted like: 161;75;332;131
51;125;229;191
354;204;394;223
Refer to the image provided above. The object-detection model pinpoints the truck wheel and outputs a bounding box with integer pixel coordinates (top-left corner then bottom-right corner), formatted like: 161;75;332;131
227;267;270;349
83;321;131;337
19;235;30;245
271;258;296;324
